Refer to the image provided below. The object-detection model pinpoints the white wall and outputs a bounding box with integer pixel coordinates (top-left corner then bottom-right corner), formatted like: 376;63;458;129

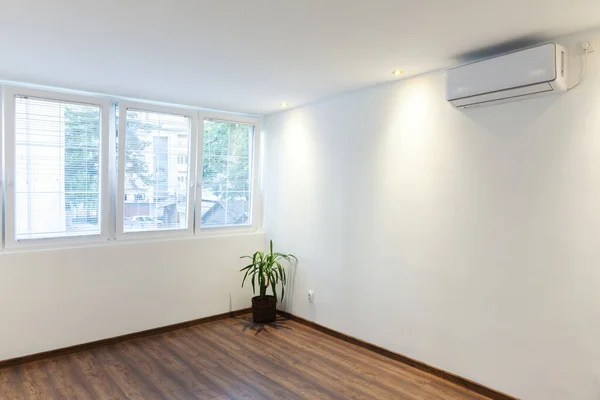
0;233;263;361
263;33;600;400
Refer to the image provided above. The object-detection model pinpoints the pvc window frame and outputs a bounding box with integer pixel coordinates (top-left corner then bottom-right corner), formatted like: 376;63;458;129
0;87;4;250
2;86;111;249
115;101;198;241
195;111;261;236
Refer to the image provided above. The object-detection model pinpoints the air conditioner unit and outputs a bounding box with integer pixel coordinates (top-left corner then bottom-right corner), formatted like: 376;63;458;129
446;43;568;109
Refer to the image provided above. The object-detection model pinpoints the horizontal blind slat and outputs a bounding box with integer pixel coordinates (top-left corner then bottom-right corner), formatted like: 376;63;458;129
121;109;191;233
201;119;253;228
14;96;102;240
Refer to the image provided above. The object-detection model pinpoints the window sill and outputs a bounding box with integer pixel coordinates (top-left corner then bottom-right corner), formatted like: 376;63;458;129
0;229;264;254
195;224;258;237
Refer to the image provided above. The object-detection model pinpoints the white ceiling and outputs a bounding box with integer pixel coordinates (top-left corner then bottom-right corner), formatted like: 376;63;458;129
1;0;600;115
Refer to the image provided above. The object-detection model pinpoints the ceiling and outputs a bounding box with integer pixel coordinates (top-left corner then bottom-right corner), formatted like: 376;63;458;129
1;0;600;115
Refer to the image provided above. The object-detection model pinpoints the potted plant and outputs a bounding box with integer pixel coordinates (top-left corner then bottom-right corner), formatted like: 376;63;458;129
240;240;297;323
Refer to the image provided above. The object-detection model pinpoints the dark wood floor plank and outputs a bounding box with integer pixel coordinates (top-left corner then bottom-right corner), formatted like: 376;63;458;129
280;319;486;400
239;323;422;400
41;357;93;400
178;327;255;374
196;326;336;400
276;322;444;397
207;320;377;400
0;314;495;400
91;346;165;400
170;326;292;399
186;327;313;399
117;339;195;400
139;336;225;399
223;318;425;397
68;351;127;400
0;367;26;400
18;363;57;400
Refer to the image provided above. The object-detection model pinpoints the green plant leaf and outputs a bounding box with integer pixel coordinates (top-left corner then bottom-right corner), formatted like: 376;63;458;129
241;267;252;287
239;264;254;272
240;242;296;302
269;271;277;300
273;253;297;264
276;262;286;285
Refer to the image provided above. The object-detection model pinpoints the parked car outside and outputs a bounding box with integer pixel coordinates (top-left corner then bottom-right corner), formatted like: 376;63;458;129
124;216;164;230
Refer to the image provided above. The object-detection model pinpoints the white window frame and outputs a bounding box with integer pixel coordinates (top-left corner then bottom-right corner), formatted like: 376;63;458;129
3;86;111;249
116;101;198;240
195;111;261;235
0;86;4;250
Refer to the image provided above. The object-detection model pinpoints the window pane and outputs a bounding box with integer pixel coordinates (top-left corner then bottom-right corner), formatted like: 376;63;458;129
15;96;101;240
122;109;191;233
201;119;253;228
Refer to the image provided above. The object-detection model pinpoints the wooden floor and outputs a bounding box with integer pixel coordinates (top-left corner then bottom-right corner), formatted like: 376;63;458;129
0;315;491;399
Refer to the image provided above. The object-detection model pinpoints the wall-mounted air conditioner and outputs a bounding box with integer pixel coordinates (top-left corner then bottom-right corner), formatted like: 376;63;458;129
446;43;568;109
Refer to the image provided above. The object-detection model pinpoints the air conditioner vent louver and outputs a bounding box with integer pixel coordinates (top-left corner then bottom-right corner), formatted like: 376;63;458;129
446;43;568;109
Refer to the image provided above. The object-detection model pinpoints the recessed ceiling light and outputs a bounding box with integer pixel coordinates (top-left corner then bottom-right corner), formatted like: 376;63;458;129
392;69;405;76
280;102;289;108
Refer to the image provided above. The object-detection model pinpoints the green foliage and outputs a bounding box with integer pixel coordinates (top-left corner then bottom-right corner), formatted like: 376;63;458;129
63;109;251;221
203;121;251;200
63;106;162;213
64;107;100;215
239;240;297;302
121;112;155;189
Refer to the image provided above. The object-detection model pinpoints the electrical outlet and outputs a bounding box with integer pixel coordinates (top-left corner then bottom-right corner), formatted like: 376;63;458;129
582;40;595;53
308;290;314;303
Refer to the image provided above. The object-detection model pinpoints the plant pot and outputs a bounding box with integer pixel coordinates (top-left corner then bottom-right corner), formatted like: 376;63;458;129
251;295;277;323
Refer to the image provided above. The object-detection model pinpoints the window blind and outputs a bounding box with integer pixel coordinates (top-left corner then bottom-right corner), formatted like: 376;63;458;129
122;109;191;233
201;119;253;228
14;96;102;240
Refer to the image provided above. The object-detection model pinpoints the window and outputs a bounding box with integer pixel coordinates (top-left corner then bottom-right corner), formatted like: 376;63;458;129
199;118;254;228
0;84;259;249
0;95;3;243
116;102;196;237
3;87;110;246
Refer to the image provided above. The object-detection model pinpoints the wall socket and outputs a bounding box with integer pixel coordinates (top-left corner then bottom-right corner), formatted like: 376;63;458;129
582;40;595;53
308;290;315;303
